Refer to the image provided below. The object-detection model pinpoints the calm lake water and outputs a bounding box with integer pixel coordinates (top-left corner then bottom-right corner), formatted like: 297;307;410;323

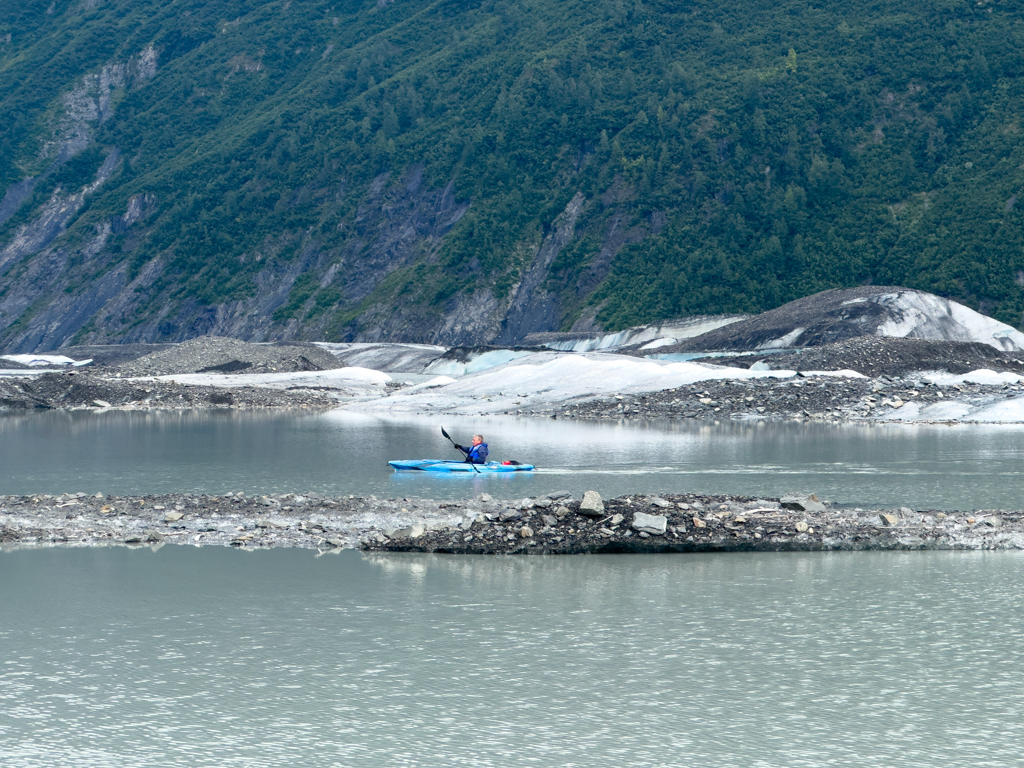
3;546;1023;767
1;409;1024;509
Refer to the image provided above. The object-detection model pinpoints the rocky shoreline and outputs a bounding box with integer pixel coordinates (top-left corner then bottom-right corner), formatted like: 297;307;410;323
3;334;1024;420
2;491;1022;555
547;374;1023;423
0;371;342;410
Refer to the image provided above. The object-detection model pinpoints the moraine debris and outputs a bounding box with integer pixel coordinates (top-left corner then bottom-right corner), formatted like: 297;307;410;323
3;490;1024;554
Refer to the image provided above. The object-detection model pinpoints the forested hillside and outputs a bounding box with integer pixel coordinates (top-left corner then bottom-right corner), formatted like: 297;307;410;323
1;0;1022;350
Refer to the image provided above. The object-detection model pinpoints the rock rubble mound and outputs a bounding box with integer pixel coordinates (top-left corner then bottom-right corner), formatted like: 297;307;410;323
4;491;1023;554
363;492;1024;555
714;337;1024;378
115;336;344;376
0;372;338;410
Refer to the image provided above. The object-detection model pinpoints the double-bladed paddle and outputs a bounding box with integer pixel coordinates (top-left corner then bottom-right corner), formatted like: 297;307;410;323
441;426;480;473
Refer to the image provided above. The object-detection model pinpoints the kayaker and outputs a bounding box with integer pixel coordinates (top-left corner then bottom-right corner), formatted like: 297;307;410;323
454;434;489;464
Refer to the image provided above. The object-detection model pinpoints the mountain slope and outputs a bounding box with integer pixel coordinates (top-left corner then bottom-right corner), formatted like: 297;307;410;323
1;0;1023;351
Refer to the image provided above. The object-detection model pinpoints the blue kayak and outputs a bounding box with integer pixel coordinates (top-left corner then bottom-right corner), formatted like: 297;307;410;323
388;460;535;473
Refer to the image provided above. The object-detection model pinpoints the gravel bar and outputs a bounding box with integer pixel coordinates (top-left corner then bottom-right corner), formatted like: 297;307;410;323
546;376;1024;423
2;492;1022;554
0;371;341;410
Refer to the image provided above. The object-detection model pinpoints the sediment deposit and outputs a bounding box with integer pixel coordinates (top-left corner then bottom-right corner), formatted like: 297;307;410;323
548;374;1024;423
2;491;1022;555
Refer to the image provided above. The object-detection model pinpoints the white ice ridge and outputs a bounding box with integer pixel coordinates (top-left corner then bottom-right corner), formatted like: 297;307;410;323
356;351;863;414
873;368;1024;423
922;369;1024;387
2;354;92;366
424;349;535;376
137;367;391;390
540;316;746;352
882;396;1024;423
870;292;1024;351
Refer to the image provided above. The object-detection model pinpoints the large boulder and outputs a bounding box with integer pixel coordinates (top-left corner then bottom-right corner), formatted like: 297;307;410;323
578;491;604;516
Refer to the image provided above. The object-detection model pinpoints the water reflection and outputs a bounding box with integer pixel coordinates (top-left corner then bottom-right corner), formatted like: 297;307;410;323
3;546;1024;767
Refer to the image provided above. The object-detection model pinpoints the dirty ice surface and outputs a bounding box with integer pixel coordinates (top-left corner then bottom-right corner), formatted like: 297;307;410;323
356;351;863;415
871;369;1024;423
142;367;391;394
2;354;93;367
537;315;747;353
869;291;1024;351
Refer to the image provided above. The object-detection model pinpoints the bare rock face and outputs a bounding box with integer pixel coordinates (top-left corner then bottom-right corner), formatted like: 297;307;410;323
493;192;585;346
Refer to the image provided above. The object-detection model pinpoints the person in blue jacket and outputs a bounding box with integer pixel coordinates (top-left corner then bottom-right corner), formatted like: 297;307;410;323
454;434;489;464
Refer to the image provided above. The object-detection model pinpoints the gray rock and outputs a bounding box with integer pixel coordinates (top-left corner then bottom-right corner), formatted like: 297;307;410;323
478;493;493;502
542;514;558;527
780;494;826;513
519;526;534;538
632;512;667;535
499;509;523;522
878;513;899;526
390;523;426;539
899;506;914;516
163;511;184;522
579;491;604;516
647;497;672;508
795;521;809;533
610;514;624;526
